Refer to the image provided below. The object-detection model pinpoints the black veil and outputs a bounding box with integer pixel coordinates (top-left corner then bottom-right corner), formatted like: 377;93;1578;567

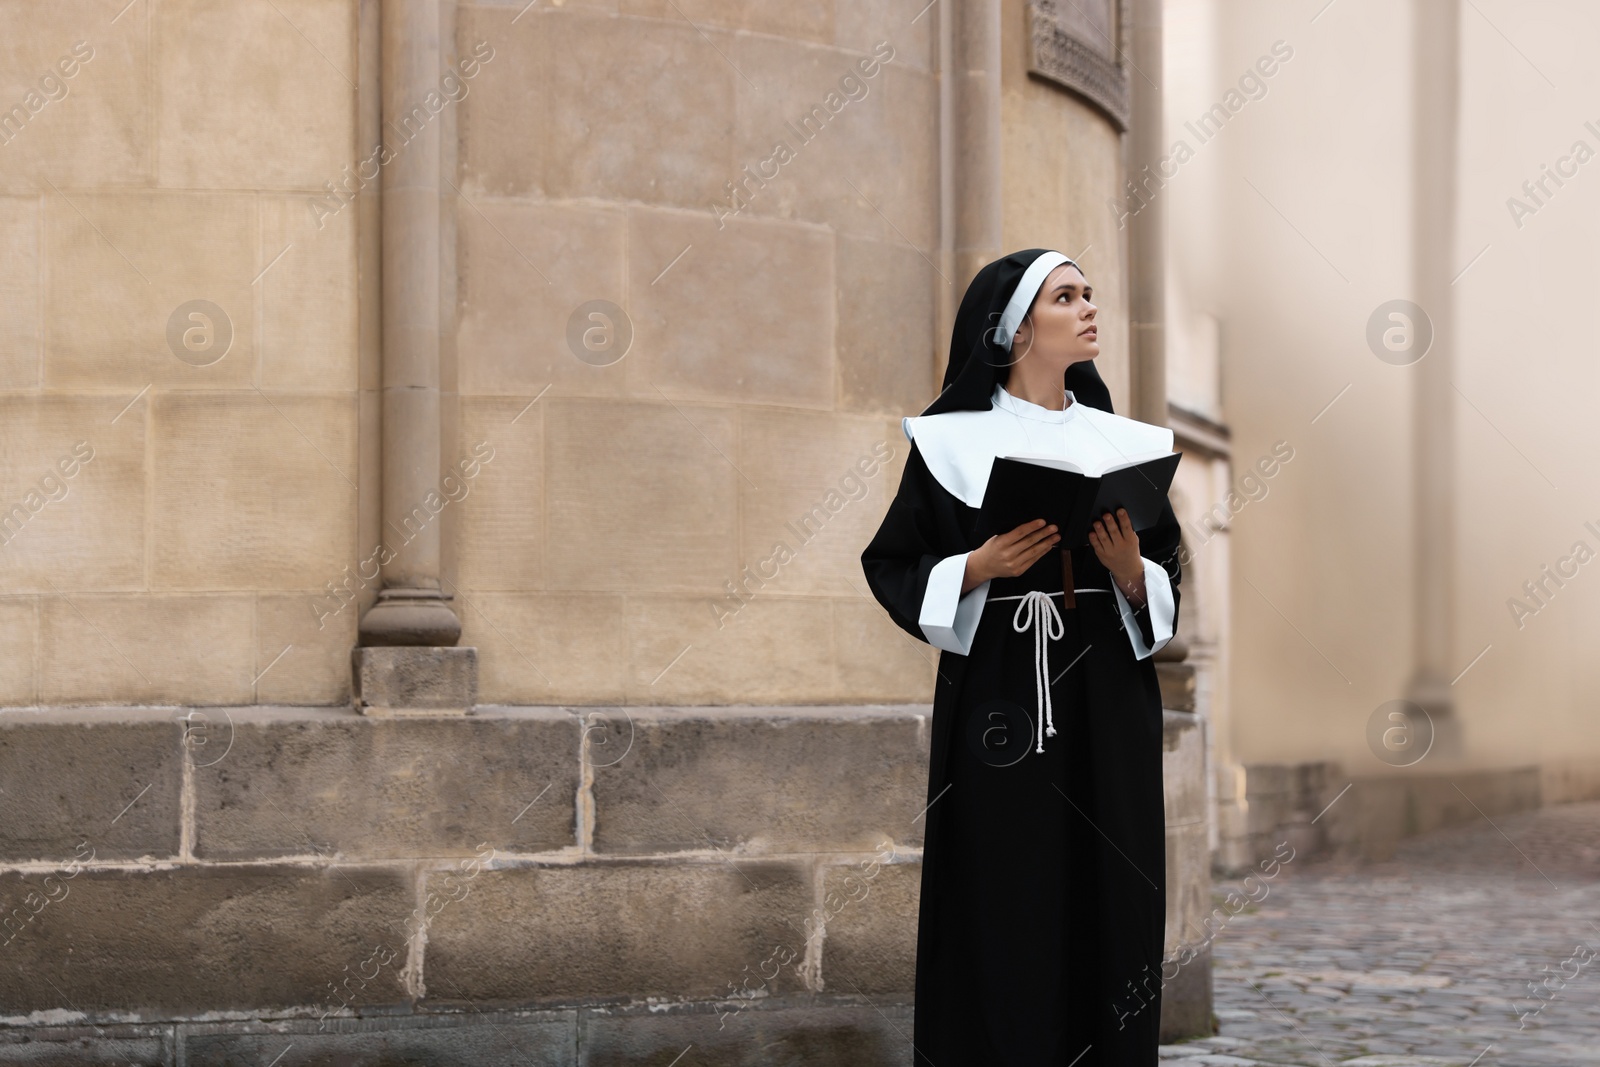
918;248;1113;418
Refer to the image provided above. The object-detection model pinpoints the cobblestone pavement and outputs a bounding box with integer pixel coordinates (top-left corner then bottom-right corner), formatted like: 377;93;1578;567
1156;800;1600;1067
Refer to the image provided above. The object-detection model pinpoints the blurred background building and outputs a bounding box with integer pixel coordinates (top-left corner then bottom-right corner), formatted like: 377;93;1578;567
1166;0;1600;875
0;0;1594;1062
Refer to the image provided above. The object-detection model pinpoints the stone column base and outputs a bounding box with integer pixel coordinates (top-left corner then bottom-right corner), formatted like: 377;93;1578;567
1160;940;1216;1042
353;646;478;715
358;588;463;646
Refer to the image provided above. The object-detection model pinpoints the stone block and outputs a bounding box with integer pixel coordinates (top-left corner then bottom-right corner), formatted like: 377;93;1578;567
836;5;934;72
44;192;257;389
1317;775;1406;862
0;196;38;390
1290;760;1337;810
623;595;836;704
1164;819;1211;961
0;597;35;705
0;711;181;862
835;234;936;415
150;392;357;590
1404;767;1539;839
256;592;358;706
463;10;734;208
737;409;901;491
38;594;255;706
817;858;919;995
545;398;738;593
352;646;479;713
1158;939;1213;1043
728;35;936;248
0;864;412;1016
1419;766;1542;828
191;708;577;861
1242;761;1295;837
455;4;548;200
1540;756;1600;804
454;202;626;400
1310;767;1542;863
467;593;625;706
260;195;358;391
833;598;938;703
736;487;892;600
619;0;833;43
1162;710;1206;824
0;395;146;593
735;408;903;598
453;397;545;592
590;707;927;855
1242;761;1291;799
1156;659;1197;711
181;1011;577;1066
0;0;149;193
1277;817;1326;863
581;999;916;1067
424;860;813;1003
155;0;353;190
1244;800;1290;841
625;208;835;408
1000;79;1131;393
0;1022;174;1065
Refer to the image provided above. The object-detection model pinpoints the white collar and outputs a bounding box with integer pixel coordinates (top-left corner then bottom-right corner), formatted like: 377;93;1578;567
902;386;1174;508
993;384;1081;423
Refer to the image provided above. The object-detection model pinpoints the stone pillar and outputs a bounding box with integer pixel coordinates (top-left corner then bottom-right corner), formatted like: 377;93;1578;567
356;0;475;712
1126;0;1211;1040
1404;0;1461;754
935;0;955;394
1127;0;1166;427
952;0;1003;297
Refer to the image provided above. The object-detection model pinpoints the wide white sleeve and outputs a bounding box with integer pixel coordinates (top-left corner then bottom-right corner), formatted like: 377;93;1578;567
1112;555;1175;660
918;552;991;655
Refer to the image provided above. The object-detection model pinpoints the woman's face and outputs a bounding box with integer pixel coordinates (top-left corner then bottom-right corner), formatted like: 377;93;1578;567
1012;263;1098;366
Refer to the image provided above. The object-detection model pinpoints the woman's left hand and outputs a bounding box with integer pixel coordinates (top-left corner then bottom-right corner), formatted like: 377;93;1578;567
1088;508;1146;606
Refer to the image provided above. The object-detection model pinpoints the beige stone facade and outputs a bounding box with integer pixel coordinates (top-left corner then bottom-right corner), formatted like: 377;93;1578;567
0;3;1156;710
0;0;1219;1057
1162;0;1600;872
1;0;362;706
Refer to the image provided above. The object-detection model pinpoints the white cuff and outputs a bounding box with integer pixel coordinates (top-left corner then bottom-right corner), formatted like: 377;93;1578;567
1113;556;1175;660
919;552;991;655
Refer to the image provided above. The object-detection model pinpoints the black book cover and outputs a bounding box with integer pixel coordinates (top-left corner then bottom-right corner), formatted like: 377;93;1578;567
975;451;1181;547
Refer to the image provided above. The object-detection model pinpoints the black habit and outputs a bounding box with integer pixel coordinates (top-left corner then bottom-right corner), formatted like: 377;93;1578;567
860;250;1183;1065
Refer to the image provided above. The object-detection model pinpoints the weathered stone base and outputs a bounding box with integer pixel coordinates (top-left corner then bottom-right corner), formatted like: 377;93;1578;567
1158;939;1215;1043
0;997;916;1066
0;703;1212;1054
1216;757;1600;872
1161;710;1212;1041
352;646;478;713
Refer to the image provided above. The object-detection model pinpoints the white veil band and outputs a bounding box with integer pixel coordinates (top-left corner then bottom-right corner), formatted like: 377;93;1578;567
993;250;1074;351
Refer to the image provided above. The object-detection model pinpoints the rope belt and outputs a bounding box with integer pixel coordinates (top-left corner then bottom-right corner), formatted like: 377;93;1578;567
988;588;1112;752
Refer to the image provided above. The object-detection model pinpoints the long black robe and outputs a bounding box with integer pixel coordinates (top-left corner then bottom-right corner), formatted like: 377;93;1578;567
861;439;1182;1065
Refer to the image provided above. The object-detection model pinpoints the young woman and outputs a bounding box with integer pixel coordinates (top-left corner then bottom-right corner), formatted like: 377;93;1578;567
861;248;1182;1064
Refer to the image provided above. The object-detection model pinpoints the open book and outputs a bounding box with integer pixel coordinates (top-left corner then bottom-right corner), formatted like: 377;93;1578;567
976;448;1181;547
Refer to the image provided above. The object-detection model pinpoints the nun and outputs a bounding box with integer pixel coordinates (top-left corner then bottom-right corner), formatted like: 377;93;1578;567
860;248;1182;1064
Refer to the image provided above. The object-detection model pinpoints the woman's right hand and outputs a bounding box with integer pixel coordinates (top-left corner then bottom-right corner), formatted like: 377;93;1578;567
961;519;1060;593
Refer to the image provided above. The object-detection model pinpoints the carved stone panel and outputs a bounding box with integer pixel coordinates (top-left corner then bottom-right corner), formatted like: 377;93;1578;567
1026;0;1132;132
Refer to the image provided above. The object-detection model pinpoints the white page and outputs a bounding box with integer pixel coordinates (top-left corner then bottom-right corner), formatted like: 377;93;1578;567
1002;449;1174;478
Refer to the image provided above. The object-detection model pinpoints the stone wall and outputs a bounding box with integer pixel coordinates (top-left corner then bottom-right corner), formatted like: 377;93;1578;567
0;0;362;707
0;0;1217;1058
450;2;945;708
0;0;952;711
1214;759;1600;871
0;703;1209;1061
